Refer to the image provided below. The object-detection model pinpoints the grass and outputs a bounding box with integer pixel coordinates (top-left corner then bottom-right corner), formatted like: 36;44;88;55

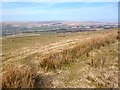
39;32;117;71
2;28;118;88
2;66;42;88
56;41;118;88
2;29;116;69
2;29;116;53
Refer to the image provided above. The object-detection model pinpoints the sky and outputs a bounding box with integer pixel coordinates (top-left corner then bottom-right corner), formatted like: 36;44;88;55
1;2;118;23
1;0;120;2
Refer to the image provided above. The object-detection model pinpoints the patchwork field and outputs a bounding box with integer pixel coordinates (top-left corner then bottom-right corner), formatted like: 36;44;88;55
1;28;118;88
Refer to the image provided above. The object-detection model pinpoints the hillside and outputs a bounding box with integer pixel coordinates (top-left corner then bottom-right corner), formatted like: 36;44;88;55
2;28;118;88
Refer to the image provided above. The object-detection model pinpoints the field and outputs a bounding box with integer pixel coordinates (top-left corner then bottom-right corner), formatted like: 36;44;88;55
1;28;118;88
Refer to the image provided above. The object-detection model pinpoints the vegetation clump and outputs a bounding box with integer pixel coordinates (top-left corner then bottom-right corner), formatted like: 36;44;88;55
2;66;42;88
40;32;117;71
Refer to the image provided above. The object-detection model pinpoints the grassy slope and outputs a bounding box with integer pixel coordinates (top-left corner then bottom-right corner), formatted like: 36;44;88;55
2;28;118;88
41;41;118;88
2;29;116;53
65;41;118;88
2;29;116;70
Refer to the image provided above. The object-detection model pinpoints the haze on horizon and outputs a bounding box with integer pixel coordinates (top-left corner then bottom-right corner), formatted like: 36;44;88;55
1;2;118;23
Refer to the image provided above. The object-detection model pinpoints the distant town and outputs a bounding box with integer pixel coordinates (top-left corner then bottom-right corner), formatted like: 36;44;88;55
1;21;118;36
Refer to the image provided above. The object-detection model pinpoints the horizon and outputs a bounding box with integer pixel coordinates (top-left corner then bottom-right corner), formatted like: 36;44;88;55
1;21;118;24
1;2;118;23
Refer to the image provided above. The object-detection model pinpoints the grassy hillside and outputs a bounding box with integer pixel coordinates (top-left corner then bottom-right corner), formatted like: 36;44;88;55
2;28;118;88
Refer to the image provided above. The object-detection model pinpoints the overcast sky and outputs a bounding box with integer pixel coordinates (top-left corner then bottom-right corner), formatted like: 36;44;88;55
1;2;118;23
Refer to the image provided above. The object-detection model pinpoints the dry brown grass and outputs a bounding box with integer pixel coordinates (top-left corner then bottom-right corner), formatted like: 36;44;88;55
2;66;42;88
39;32;118;71
2;29;118;88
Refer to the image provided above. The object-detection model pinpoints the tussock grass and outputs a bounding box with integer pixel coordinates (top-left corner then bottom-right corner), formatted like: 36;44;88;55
2;29;118;88
40;32;118;71
2;66;42;88
52;42;118;88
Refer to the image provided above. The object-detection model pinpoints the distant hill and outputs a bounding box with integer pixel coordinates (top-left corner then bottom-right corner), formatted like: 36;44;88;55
62;21;117;26
1;21;117;36
2;21;117;27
